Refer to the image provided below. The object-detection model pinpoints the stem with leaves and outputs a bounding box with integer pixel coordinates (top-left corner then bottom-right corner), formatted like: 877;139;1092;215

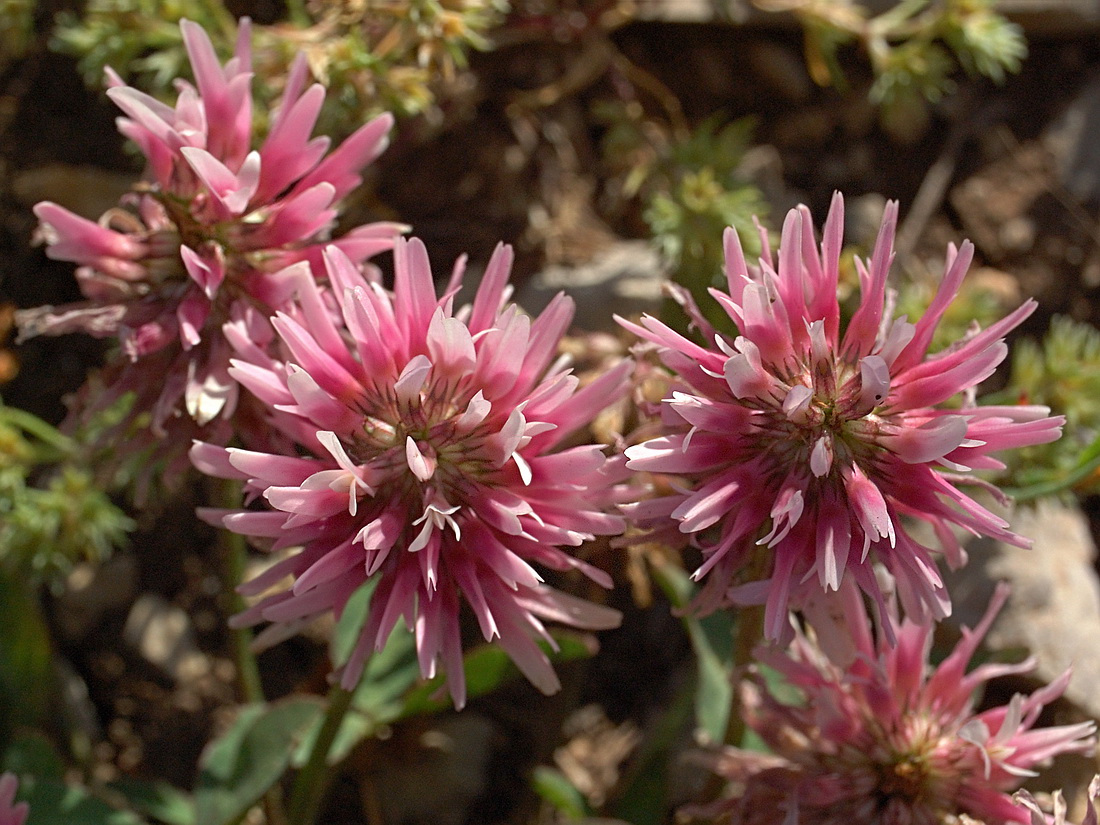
287;685;355;825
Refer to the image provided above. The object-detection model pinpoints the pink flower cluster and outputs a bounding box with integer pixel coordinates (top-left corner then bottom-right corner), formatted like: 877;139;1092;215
621;194;1063;641
192;240;632;707
700;583;1095;825
1016;775;1099;825
18;18;401;465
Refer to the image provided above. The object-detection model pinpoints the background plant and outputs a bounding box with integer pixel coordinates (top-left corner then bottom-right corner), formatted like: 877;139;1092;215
754;0;1026;135
52;0;507;130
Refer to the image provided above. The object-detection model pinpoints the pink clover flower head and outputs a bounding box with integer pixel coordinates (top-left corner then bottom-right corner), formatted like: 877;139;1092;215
620;193;1064;640
706;582;1095;825
192;239;633;708
18;17;401;445
1015;775;1100;825
0;774;27;825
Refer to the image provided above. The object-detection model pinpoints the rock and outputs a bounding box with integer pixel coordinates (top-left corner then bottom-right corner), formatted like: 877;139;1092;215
517;240;665;332
845;193;890;249
941;498;1100;720
123;594;210;683
744;41;813;103
631;0;758;24
1045;71;1100;207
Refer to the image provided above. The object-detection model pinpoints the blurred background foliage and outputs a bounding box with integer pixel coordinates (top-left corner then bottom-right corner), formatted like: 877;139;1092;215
51;0;508;128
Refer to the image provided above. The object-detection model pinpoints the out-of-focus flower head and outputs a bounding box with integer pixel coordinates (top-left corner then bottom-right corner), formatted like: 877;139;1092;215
192;239;633;708
1015;775;1100;825
18;18;402;460
0;774;27;825
701;582;1095;825
620;193;1063;640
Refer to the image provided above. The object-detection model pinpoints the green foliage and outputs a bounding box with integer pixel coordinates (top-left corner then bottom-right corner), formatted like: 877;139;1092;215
195;699;323;825
0;402;133;585
531;766;592;821
599;107;768;327
942;0;1027;84
893;266;1012;354
11;777;147;825
51;0;507;132
2;730;66;779
0;569;53;738
992;316;1100;497
640;116;766;272
649;559;733;747
51;0;233;94
105;778;195;825
892;281;1100;500
0;0;35;68
770;0;1025;120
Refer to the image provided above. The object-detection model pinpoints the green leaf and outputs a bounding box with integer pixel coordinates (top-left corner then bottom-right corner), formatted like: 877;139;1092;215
107;778;194;825
2;730;65;778
531;766;590;820
330;579;378;668
0;569;53;737
1004;430;1100;501
194;698;323;825
650;561;733;745
14;777;145;825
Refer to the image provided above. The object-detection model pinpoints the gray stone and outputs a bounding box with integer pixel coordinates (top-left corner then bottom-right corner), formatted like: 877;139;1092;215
1045;71;1100;207
518;240;665;331
123;594;210;683
942;498;1100;720
631;0;757;24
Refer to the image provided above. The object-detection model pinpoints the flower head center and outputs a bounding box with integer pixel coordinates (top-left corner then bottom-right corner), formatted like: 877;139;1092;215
347;368;504;509
746;349;887;481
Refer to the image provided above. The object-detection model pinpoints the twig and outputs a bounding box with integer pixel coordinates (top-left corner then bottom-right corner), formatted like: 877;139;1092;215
895;88;989;260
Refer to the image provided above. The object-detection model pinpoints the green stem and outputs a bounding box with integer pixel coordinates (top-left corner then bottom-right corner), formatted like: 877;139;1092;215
723;603;763;747
287;685;355;825
0;402;75;455
211;478;288;824
1005;450;1100;501
1003;431;1100;502
723;547;768;748
214;477;265;704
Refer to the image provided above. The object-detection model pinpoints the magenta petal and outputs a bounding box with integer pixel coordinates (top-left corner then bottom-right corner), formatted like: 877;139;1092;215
882;415;969;464
294;112;393;201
